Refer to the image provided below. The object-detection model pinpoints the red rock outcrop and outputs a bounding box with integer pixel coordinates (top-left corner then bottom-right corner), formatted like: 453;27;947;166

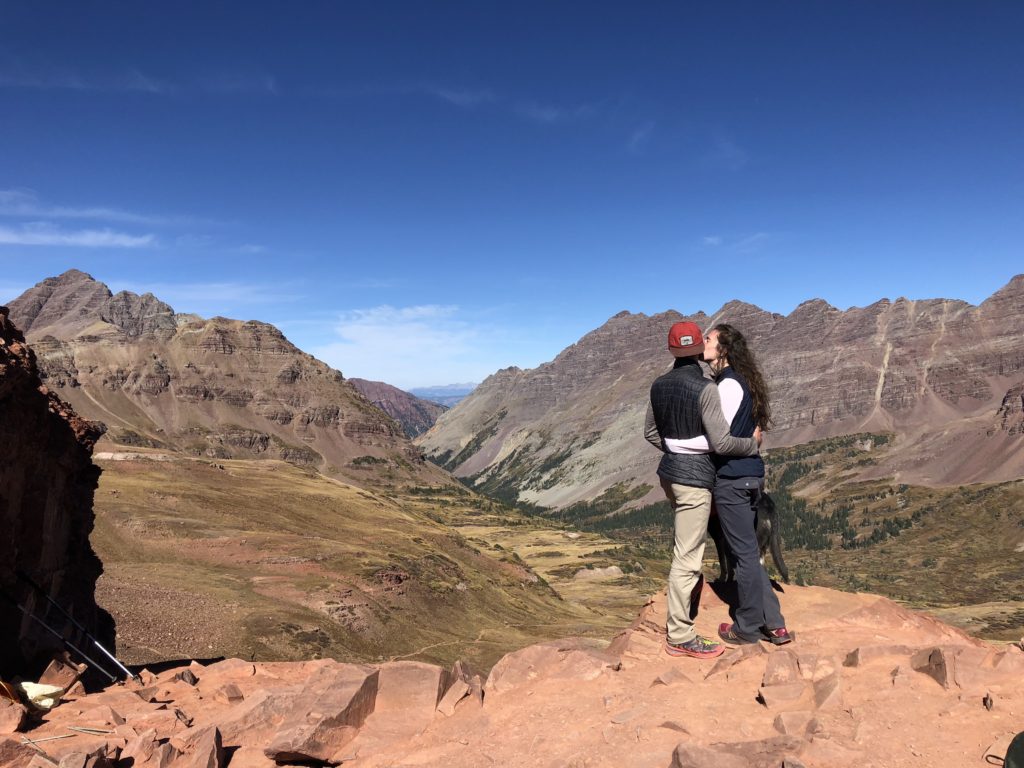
418;275;1024;507
10;585;1024;767
0;306;112;679
993;383;1024;436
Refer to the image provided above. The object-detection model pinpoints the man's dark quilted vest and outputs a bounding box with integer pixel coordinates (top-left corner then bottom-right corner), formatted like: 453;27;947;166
649;358;716;489
713;367;766;479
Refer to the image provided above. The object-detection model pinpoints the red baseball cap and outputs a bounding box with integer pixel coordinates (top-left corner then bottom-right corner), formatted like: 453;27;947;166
667;321;705;357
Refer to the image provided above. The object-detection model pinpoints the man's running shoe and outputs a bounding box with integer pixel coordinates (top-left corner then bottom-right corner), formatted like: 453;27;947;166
763;627;794;645
665;634;725;658
718;622;760;645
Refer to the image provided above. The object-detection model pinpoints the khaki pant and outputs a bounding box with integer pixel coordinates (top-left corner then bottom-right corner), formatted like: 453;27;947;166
661;477;712;644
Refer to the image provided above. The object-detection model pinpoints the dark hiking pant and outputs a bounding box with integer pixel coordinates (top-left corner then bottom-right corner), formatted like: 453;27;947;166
714;476;785;641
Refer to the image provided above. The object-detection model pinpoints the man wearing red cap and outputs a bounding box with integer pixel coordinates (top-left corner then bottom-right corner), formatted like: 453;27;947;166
644;321;761;658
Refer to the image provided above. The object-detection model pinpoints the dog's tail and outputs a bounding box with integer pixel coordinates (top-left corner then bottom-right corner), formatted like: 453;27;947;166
769;526;790;584
761;492;790;584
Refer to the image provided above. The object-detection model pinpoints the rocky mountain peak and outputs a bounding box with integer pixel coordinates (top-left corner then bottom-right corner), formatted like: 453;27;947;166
9;271;184;341
8;270;113;337
101;290;177;339
981;273;1024;312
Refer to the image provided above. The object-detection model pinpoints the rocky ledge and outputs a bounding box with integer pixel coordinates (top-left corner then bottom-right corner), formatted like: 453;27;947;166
3;584;1023;767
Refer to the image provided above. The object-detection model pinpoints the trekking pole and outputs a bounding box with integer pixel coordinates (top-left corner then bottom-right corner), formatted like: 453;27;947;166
0;590;117;684
14;570;138;683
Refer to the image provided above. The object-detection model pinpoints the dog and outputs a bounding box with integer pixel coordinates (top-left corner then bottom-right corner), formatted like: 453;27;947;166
708;490;789;585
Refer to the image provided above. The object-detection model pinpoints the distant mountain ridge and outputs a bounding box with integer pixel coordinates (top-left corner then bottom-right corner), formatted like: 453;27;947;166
409;383;478;408
350;378;448;437
416;276;1024;509
8;269;444;487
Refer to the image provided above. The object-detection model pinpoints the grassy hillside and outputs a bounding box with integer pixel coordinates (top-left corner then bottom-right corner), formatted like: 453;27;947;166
92;454;654;671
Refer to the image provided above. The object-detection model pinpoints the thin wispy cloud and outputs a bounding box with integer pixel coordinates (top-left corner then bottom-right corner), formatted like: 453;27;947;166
337;81;601;127
107;280;305;314
425;86;496;108
628;121;655;153
310;304;504;388
0;189;220;228
174;234;217;249
700;232;772;253
0;223;155;248
513;100;596;125
0;60;279;96
171;236;270;255
734;232;771;252
347;277;398;290
199;73;280;95
706;137;750;171
0;67;169;94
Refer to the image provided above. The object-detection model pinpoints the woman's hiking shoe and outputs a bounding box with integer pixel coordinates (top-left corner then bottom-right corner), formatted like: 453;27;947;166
665;634;725;658
718;623;761;645
763;627;793;645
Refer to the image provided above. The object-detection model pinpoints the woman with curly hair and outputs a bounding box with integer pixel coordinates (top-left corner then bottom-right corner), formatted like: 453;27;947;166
703;323;792;645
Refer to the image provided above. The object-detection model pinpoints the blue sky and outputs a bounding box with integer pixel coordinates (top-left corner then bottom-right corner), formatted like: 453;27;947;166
1;2;1021;388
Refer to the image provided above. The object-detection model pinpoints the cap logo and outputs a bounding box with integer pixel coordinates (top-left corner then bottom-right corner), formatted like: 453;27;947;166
679;335;693;345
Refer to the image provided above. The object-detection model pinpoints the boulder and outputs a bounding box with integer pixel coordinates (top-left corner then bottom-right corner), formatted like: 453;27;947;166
812;673;843;710
169;725;224;768
673;736;806;768
262;665;378;762
671;742;749;768
705;643;766;679
213;684;244;705
773;710;815;736
485;640;612;694
0;737;41;768
38;657;87;691
843;644;914;667
226;746;277;767
911;647;956;689
758;682;808;708
763;650;801;687
0;697;27;734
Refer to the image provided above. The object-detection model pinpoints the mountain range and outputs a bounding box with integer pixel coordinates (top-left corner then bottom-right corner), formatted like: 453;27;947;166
416;276;1024;510
7;270;444;489
409;383;478;408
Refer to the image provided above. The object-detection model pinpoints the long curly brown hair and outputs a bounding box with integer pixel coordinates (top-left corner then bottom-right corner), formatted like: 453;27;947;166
710;323;773;429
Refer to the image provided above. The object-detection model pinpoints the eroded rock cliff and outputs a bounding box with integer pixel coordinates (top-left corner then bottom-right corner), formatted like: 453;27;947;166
0;306;112;678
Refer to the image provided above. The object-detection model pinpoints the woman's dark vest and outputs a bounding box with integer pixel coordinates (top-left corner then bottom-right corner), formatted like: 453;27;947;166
714;367;765;479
